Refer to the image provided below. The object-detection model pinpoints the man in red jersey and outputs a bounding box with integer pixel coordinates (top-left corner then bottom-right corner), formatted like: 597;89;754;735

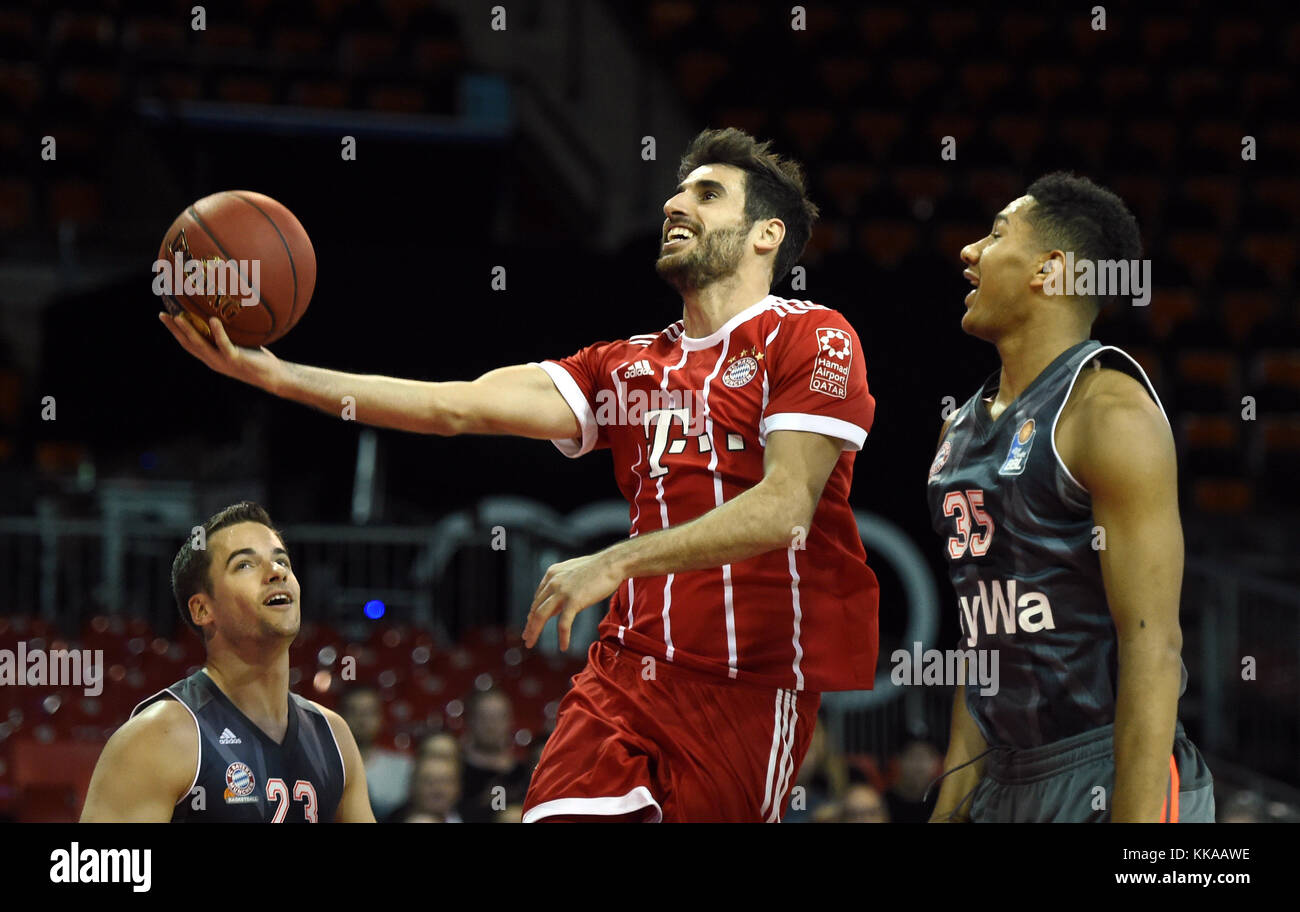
161;128;879;822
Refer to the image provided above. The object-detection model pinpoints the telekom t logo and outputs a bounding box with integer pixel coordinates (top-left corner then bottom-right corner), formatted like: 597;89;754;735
644;408;693;478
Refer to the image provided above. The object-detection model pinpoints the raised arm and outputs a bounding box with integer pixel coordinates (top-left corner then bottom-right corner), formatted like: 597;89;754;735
1059;367;1183;823
160;312;579;440
81;700;198;822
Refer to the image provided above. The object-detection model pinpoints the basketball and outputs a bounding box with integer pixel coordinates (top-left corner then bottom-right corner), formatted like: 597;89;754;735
154;190;315;348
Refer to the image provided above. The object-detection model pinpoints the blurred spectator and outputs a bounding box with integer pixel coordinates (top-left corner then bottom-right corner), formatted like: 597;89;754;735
387;755;462;823
1219;789;1265;823
419;731;460;765
495;803;525;823
458;687;531;822
339;686;412;819
885;740;942;823
784;718;847;823
841;783;890;823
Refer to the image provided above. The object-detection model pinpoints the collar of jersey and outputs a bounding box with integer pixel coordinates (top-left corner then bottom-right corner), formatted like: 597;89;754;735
678;294;776;351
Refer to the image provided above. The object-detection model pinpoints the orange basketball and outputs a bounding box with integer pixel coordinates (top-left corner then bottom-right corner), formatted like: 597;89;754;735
155;191;316;347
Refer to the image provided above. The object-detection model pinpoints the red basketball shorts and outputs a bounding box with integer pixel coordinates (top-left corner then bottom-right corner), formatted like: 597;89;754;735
522;640;820;823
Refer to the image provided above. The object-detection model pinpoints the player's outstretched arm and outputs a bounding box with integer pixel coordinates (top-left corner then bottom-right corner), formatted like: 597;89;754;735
314;702;376;823
523;428;843;649
929;685;988;822
80;701;198;822
1060;369;1184;823
159;312;579;440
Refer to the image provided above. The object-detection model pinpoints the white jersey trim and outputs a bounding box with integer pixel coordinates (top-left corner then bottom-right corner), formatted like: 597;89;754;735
700;337;740;678
760;690;798;822
761;412;868;451
131;686;201;807
522;786;662;823
532;361;598;458
303;697;349;790
1050;344;1170;495
679;294;775;351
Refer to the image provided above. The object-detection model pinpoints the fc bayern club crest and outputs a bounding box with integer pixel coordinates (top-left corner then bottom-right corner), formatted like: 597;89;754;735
224;761;256;802
723;355;758;388
929;439;952;478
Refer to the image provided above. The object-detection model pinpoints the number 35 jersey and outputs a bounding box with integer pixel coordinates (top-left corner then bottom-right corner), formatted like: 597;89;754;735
927;340;1187;749
533;294;878;694
131;669;346;822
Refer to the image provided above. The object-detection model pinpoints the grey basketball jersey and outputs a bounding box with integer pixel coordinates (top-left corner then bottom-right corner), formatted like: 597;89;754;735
926;340;1186;749
132;669;346;822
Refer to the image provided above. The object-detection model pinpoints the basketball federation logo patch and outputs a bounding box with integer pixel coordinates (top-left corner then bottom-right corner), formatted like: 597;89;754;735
810;327;852;399
998;418;1036;476
224;761;258;804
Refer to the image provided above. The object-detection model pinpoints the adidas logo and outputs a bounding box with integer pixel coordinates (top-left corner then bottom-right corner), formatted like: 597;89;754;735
623;359;653;379
218;728;242;745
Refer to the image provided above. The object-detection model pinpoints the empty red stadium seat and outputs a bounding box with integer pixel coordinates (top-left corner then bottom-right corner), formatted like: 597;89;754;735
0;62;42;111
959;62;1012;105
927;10;979;52
10;738;103;822
858;220;919;268
1240;235;1296;284
1191;478;1253;514
1223;292;1278;343
987;114;1045;163
647;0;697;42
0;180;32;233
673;49;730;104
849;110;905;159
781;109;837;159
817;57;869;100
856;8;909;49
1166;233;1224;284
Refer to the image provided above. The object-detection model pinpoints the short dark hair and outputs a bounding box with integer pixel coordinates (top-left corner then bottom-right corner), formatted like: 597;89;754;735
1023;171;1142;312
171;501;284;639
676;127;820;285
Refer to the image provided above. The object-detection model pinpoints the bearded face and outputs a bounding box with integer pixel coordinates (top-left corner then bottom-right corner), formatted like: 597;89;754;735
655;215;752;292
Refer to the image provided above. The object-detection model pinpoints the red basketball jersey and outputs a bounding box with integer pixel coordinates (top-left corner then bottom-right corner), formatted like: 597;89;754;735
534;294;879;693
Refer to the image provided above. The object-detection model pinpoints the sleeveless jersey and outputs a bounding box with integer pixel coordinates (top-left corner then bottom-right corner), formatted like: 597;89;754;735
131;669;346;822
926;340;1187;748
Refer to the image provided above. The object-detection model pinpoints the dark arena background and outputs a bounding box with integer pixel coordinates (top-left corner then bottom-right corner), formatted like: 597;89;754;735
0;0;1297;847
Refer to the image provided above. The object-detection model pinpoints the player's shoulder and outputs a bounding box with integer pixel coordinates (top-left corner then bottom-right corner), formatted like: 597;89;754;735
302;696;339;724
1058;357;1173;481
580;320;684;362
303;698;353;745
625;319;684;348
762;296;855;334
110;695;198;761
1065;358;1164;427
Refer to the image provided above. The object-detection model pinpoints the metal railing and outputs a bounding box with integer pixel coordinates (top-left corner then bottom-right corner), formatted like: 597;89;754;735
1;500;1296;788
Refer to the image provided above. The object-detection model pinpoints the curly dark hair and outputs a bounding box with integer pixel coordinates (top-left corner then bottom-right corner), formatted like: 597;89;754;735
676;127;820;285
1023;171;1142;311
171;501;284;638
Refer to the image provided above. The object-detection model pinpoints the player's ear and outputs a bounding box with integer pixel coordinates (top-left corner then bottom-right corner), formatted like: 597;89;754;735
754;217;785;255
188;592;213;632
1030;251;1064;291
